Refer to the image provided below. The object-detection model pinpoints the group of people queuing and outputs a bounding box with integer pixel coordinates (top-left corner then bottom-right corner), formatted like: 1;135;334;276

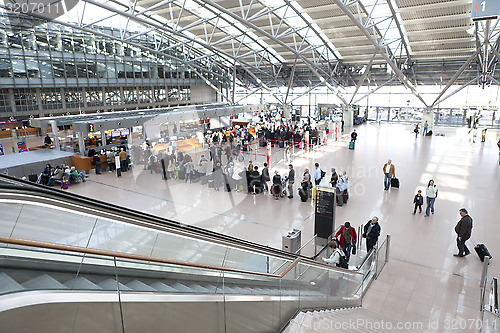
89;148;128;175
256;123;325;148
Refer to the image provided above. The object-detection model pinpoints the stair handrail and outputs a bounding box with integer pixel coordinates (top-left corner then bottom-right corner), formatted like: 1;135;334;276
0;179;314;263
0;236;363;280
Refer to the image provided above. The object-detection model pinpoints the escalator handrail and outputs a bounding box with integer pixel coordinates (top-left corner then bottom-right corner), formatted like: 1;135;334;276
0;236;363;278
0;175;308;261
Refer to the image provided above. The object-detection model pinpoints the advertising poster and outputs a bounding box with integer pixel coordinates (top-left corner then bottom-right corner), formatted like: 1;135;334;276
17;141;27;152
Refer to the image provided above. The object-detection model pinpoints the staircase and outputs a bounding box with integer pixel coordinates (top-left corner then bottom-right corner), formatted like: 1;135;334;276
284;307;420;333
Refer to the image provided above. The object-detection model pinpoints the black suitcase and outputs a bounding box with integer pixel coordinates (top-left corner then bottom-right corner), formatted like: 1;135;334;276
278;141;284;148
342;190;349;204
40;174;49;185
178;168;186;180
391;177;400;188
28;174;38;182
298;188;308;202
336;191;343;206
474;244;491;262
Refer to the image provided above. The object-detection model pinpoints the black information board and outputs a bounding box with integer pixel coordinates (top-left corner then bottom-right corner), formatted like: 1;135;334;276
314;187;336;239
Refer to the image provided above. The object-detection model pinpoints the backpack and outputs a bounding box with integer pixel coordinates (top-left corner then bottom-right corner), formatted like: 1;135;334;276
335;250;348;269
320;169;326;179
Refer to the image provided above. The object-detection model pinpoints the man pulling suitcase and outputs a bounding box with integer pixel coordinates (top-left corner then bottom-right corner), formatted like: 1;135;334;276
454;208;472;257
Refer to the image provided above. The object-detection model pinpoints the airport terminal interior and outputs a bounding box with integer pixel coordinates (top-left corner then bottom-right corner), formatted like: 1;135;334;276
0;0;500;332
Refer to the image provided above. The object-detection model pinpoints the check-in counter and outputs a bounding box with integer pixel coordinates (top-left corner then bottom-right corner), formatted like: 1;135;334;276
71;155;108;172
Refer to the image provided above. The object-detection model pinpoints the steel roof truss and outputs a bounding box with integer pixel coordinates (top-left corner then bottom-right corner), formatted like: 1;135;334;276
332;0;427;107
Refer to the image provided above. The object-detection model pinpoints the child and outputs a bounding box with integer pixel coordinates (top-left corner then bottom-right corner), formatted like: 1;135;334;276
61;175;69;190
413;190;423;214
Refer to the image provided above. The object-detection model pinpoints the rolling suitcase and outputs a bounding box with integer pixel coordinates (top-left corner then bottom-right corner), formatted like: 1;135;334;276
474;244;491;262
207;174;214;188
298;188;308;202
342;189;349;204
28;174;38;183
336;188;343;207
391;177;400;188
349;141;355;150
278;141;284;148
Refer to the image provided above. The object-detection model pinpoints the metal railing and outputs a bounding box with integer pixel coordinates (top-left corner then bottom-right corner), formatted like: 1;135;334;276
479;254;500;333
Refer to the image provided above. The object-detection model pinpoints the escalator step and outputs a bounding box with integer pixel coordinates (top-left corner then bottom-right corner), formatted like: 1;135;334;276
188;284;211;293
0;272;25;294
149;282;178;292
21;274;68;290
98;278;132;291
200;285;217;293
64;277;102;290
127;280;156;292
170;282;193;293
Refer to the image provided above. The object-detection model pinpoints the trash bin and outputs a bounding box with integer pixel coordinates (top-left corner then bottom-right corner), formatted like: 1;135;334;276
282;229;301;254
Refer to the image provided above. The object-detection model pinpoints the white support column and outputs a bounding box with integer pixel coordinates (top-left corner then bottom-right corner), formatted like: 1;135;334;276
343;107;354;128
422;108;435;131
102;131;107;147
49;120;60;150
78;132;85;155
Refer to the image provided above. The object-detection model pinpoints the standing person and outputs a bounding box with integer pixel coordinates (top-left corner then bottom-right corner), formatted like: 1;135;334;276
261;162;270;192
424;180;438;217
92;153;102;175
60;175;69;190
247;160;254;174
350;129;358;142
286;164;295;199
481;128;487;142
119;148;128;172
413;190;424;214
301;168;312;192
198;155;208;185
454;208;473;257
329;168;338;188
414;124;419;138
362;217;381;252
422;121;429;136
335;222;357;264
107;151;116;172
382;160;395;190
272;170;282;200
313;163;321;185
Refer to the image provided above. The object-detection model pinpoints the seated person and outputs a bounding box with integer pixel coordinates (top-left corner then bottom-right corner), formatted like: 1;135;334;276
70;166;87;183
47;166;63;186
41;164;53;185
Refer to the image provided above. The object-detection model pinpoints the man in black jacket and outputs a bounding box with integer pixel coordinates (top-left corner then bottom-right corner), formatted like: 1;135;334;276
454;208;473;257
286;164;295;199
363;217;381;252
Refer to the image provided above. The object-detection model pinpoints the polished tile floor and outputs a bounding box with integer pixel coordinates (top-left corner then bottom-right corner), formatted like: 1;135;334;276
67;122;500;331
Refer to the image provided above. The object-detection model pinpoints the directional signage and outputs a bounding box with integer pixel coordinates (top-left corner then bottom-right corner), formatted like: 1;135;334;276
472;0;500;21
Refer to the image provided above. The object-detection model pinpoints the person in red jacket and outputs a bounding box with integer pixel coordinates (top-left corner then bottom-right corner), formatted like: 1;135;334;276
335;222;357;263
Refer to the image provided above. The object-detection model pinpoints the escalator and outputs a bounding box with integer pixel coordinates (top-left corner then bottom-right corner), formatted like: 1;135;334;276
0;175;375;332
